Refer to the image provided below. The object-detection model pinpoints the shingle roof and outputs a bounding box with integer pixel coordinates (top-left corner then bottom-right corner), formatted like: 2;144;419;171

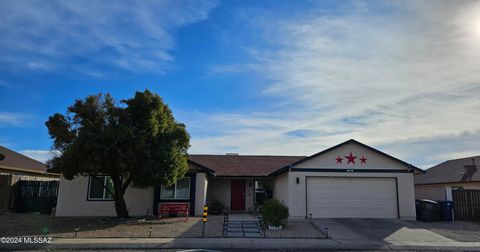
0;146;50;174
189;154;305;176
415;156;480;185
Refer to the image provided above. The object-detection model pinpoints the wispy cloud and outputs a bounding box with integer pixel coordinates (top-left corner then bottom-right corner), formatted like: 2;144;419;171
19;149;59;163
0;112;31;127
0;0;218;75
194;1;480;167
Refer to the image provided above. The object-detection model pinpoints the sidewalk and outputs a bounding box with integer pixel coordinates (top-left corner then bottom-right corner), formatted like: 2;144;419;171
2;237;480;251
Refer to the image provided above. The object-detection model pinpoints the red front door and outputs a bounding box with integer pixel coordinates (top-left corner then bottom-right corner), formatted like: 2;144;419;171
231;180;245;211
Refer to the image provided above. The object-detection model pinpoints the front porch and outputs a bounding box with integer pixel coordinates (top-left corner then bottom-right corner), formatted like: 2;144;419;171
207;177;270;214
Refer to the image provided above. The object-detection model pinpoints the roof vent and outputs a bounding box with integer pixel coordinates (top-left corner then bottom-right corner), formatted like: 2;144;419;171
226;153;239;156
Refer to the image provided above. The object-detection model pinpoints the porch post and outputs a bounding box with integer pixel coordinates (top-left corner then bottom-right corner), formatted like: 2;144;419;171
445;186;453;201
194;173;208;216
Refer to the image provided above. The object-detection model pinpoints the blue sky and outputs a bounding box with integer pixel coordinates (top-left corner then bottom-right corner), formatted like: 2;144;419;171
1;0;480;168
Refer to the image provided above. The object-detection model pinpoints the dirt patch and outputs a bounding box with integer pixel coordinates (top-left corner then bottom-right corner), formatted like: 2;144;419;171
0;212;224;238
264;220;326;238
408;220;480;242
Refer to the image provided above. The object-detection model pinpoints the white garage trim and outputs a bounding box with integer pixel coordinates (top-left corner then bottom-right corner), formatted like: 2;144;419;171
305;176;399;219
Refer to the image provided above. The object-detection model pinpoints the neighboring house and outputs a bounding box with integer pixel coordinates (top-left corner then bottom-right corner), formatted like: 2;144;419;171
0;146;59;209
55;139;423;219
415;156;480;201
0;145;59;182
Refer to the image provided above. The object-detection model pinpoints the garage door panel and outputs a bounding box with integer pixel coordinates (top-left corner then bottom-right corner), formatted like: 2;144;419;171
307;177;397;219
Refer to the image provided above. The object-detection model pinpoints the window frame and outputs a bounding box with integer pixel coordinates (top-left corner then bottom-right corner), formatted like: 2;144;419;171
254;180;267;204
160;177;191;200
87;175;114;201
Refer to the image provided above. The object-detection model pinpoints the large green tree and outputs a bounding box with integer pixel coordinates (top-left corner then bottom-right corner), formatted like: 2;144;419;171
46;90;190;218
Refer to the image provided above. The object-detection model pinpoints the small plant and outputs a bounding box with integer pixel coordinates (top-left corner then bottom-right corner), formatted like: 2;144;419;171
209;199;225;215
261;199;289;227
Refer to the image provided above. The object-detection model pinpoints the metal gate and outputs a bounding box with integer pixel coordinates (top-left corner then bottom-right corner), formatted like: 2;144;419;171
452;189;480;221
11;180;59;213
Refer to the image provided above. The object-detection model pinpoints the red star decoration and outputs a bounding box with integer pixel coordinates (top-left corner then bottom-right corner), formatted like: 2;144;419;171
345;152;357;164
335;156;343;164
360;156;367;164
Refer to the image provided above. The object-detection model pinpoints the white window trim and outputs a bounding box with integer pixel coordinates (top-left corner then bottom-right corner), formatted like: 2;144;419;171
160;177;191;200
88;176;114;201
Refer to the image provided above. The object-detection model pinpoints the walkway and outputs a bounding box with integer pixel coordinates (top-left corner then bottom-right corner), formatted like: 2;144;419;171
224;213;263;237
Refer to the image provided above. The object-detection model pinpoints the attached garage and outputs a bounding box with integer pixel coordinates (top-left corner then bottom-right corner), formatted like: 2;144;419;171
270;139;423;220
306;177;398;218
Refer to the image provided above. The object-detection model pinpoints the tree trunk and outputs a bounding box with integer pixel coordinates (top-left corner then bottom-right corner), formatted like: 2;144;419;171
112;177;129;218
113;193;129;218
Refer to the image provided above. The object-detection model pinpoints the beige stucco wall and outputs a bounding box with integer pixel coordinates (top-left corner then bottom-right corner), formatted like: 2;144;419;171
55;175;154;217
273;172;289;205
286;171;416;220
207;178;230;209
295;142;407;170
245;179;255;212
194;173;208;216
415;182;480;201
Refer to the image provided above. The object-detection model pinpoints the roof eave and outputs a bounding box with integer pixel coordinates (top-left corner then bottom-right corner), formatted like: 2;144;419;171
187;160;216;176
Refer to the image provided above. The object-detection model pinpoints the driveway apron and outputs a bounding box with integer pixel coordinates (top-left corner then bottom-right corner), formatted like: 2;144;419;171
311;218;454;245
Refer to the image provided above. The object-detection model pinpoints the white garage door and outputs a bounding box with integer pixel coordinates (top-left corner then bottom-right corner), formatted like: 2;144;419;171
307;177;398;218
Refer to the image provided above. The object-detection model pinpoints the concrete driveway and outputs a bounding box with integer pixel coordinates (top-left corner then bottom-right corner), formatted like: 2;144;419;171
312;218;454;246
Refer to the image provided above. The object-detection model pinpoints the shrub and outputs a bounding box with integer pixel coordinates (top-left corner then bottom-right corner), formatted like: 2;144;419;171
261;199;289;226
209;199;225;215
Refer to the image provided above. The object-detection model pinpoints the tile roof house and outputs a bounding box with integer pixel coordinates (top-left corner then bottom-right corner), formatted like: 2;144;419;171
415;156;480;201
54;139;422;220
0;146;59;180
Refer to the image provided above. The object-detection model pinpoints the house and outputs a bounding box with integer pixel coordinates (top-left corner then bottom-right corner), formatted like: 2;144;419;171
54;139;423;219
0;146;59;181
0;146;59;209
415;156;480;201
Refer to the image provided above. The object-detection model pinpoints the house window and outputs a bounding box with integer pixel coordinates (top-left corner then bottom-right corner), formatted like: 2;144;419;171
160;177;191;200
88;176;114;200
255;180;267;204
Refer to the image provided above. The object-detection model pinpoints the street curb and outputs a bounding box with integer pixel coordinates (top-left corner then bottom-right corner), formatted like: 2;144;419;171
1;237;480;251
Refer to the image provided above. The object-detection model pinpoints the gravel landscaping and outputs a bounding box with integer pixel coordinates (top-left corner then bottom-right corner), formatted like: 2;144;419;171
0;212;224;238
407;220;480;242
263;220;326;238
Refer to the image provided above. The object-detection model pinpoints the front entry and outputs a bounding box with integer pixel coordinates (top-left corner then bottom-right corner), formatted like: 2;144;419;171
231;180;245;211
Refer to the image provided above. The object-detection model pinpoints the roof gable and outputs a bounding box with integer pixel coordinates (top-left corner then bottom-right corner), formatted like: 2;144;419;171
271;139;422;176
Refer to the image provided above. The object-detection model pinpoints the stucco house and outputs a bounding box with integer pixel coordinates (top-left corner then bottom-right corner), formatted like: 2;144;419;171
415;156;479;201
55;139;423;219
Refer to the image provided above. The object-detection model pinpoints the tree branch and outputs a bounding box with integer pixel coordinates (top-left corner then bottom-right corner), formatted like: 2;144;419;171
121;174;133;193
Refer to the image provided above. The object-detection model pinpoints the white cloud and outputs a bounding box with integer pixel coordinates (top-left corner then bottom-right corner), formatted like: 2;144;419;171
19;149;59;163
0;0;218;75
192;1;480;167
0;112;31;127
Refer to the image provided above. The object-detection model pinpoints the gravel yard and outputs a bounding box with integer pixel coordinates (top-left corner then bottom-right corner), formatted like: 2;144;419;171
0;212;224;238
263;220;326;238
408;220;480;242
